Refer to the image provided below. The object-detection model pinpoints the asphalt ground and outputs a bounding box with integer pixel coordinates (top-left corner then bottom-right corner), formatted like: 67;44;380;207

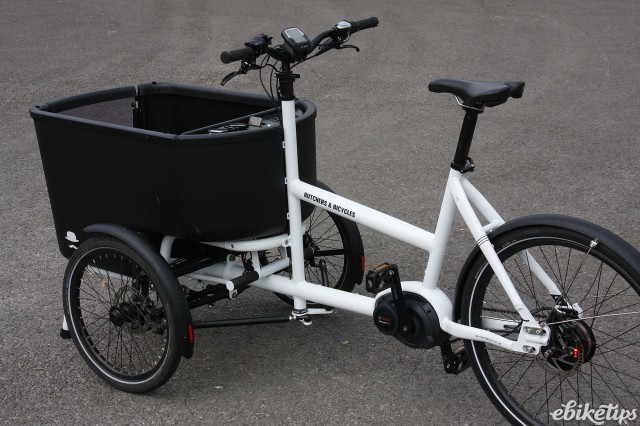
1;0;640;425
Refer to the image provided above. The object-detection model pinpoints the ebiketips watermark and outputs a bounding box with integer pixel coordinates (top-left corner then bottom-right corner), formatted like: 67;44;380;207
551;400;637;424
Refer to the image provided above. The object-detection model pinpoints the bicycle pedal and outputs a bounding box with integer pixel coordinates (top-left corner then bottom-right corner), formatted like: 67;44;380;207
366;262;396;294
440;341;471;375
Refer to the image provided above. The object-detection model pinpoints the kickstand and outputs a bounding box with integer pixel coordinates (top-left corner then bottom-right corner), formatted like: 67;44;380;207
60;315;71;339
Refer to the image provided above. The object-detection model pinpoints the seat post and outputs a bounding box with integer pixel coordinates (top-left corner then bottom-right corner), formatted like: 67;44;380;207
451;109;479;172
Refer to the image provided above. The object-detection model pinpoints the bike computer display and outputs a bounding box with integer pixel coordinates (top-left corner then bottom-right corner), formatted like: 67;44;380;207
281;27;310;59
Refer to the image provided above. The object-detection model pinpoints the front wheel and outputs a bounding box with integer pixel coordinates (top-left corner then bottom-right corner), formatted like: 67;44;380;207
63;236;183;393
460;218;640;425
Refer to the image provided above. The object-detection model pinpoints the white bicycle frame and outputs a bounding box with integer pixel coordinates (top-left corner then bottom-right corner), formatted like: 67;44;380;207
158;98;562;355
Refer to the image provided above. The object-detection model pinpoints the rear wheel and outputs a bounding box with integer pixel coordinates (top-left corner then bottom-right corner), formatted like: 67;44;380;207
63;236;182;393
461;222;640;424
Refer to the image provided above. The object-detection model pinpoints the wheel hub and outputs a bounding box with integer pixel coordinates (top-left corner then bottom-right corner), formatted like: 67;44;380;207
303;233;320;264
109;301;150;333
540;311;596;377
109;306;125;327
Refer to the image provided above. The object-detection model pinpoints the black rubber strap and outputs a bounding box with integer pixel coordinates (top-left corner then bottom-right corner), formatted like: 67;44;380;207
231;270;260;290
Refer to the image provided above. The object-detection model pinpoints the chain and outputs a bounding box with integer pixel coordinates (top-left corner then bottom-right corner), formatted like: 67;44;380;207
482;306;548;319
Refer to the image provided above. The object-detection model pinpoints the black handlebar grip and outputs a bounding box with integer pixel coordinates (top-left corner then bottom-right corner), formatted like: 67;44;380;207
349;17;379;33
220;46;256;64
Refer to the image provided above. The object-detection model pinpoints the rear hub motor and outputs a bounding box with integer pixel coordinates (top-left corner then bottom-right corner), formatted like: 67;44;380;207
540;314;596;377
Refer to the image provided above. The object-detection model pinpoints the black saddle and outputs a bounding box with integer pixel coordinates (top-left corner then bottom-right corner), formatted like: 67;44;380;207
428;78;525;108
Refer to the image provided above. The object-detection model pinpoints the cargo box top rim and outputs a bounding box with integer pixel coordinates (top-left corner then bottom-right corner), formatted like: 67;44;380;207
138;82;275;107
30;85;137;114
30;85;317;145
31;109;296;145
29;82;277;113
29;83;318;121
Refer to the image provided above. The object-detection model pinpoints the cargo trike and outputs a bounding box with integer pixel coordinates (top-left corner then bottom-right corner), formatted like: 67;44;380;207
30;17;640;425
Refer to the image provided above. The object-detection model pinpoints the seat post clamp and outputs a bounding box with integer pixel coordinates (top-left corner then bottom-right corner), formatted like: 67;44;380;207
451;156;475;174
455;96;485;113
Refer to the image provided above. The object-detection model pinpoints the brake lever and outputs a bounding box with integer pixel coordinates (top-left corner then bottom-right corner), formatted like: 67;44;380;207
221;70;243;86
317;41;339;54
220;61;260;86
336;44;360;52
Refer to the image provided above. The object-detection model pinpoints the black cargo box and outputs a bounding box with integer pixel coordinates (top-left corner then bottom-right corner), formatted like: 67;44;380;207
30;83;316;258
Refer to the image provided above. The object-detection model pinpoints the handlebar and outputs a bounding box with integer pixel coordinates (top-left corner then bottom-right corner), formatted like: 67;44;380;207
308;17;379;52
220;17;379;64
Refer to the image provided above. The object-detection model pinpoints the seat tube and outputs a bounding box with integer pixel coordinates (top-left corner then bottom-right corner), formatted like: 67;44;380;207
423;173;457;289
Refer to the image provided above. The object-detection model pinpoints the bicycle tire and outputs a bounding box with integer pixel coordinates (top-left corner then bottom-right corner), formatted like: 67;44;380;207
63;236;182;393
460;218;640;425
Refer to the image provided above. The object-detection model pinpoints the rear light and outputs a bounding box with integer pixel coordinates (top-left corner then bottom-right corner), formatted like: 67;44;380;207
187;323;194;343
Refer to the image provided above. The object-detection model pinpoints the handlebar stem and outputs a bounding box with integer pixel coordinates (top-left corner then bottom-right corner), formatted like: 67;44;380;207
276;61;298;101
